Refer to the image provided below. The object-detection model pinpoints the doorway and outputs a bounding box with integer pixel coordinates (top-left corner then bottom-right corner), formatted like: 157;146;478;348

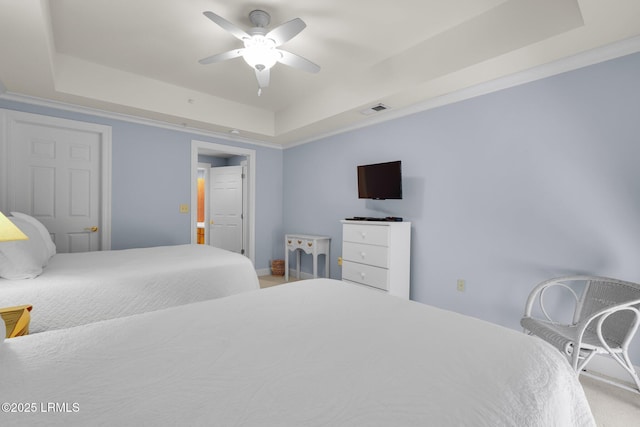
191;140;255;265
196;161;245;253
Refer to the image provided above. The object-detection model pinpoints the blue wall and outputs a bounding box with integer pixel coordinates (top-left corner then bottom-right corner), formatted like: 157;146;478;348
0;99;284;270
283;52;640;363
3;50;640;364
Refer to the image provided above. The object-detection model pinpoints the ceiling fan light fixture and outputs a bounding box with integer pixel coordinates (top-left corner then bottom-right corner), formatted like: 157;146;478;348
242;36;281;70
199;10;320;93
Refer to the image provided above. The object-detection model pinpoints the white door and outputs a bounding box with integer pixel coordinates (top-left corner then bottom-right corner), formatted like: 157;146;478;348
209;166;243;254
6;115;105;253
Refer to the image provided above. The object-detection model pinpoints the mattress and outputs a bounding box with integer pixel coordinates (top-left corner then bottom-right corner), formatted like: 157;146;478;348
0;279;594;426
0;244;259;332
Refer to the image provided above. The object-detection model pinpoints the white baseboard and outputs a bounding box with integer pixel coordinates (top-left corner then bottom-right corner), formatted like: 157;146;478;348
256;268;272;277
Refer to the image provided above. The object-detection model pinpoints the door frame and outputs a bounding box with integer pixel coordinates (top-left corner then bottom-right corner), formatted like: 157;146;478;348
190;140;255;265
197;163;210;244
0;109;112;250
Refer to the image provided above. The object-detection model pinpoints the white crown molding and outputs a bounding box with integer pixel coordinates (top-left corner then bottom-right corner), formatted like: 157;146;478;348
0;91;283;151
283;35;640;149
2;34;640;151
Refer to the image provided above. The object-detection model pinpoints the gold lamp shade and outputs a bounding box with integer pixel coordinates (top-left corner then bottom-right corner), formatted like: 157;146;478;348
0;211;28;242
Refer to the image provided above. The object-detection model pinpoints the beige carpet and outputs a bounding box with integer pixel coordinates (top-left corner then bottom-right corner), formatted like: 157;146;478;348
580;374;640;426
258;274;296;289
257;275;640;425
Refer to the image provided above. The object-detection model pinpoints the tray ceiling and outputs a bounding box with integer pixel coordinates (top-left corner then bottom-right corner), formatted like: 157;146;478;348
1;0;640;146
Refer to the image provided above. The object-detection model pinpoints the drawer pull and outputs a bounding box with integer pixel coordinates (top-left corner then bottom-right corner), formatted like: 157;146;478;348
360;232;366;239
360;272;366;279
360;252;366;258
287;240;292;244
298;240;302;244
307;242;313;247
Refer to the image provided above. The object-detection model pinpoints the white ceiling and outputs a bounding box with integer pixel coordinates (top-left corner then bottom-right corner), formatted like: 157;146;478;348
1;0;640;146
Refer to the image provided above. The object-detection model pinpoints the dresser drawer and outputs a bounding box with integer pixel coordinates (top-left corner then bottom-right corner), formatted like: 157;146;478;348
343;224;389;246
286;237;315;254
342;242;389;268
342;261;389;291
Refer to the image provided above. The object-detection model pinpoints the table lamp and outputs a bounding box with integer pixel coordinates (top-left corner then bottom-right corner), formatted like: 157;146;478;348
0;211;28;242
0;211;28;341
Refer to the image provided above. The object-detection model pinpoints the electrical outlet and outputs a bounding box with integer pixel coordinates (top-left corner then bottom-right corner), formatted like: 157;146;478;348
457;279;465;292
179;204;189;213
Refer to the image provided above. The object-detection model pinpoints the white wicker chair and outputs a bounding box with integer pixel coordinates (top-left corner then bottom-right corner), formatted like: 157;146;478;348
521;275;640;391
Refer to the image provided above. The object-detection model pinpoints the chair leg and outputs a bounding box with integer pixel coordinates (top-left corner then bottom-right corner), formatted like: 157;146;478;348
570;347;580;371
576;350;597;372
583;346;640;392
614;351;640;392
568;344;593;372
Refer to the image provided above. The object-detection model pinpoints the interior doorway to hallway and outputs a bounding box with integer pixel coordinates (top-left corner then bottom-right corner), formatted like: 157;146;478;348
197;161;245;253
190;140;255;265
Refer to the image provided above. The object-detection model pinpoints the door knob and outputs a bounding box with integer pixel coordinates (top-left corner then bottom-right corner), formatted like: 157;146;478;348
84;226;98;232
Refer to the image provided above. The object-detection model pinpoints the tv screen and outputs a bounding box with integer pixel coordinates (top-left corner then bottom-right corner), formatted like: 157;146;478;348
357;161;402;200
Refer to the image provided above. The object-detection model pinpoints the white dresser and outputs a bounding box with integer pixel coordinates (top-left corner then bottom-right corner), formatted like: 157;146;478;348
341;220;411;299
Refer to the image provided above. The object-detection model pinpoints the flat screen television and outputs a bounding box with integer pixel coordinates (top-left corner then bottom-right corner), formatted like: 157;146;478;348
357;160;402;200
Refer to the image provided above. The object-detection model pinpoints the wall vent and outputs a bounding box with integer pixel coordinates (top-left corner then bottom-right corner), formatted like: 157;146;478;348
360;103;391;115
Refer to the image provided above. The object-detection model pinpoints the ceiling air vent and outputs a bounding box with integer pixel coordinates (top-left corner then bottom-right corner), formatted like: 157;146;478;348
360;103;391;115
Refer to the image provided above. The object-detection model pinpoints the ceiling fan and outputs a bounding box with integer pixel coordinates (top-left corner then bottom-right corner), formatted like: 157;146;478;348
199;10;320;96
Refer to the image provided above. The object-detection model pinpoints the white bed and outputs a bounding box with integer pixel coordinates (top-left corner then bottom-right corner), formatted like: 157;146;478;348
0;244;259;332
0;279;595;426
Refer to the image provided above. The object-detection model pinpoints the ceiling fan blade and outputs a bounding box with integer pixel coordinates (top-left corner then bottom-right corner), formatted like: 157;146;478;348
255;68;270;88
277;50;320;73
203;11;249;40
265;18;306;46
199;49;244;65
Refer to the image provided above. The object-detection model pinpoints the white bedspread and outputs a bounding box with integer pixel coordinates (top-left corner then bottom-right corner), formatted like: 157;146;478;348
0;279;595;426
0;244;258;332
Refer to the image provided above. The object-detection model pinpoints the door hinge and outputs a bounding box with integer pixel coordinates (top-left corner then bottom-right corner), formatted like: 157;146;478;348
241;249;245;255
241;173;246;179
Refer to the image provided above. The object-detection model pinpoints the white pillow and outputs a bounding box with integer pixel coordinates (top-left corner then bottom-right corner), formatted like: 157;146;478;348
0;217;48;279
10;212;56;259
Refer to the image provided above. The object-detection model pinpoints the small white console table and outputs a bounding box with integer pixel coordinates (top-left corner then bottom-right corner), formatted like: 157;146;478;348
285;234;331;281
